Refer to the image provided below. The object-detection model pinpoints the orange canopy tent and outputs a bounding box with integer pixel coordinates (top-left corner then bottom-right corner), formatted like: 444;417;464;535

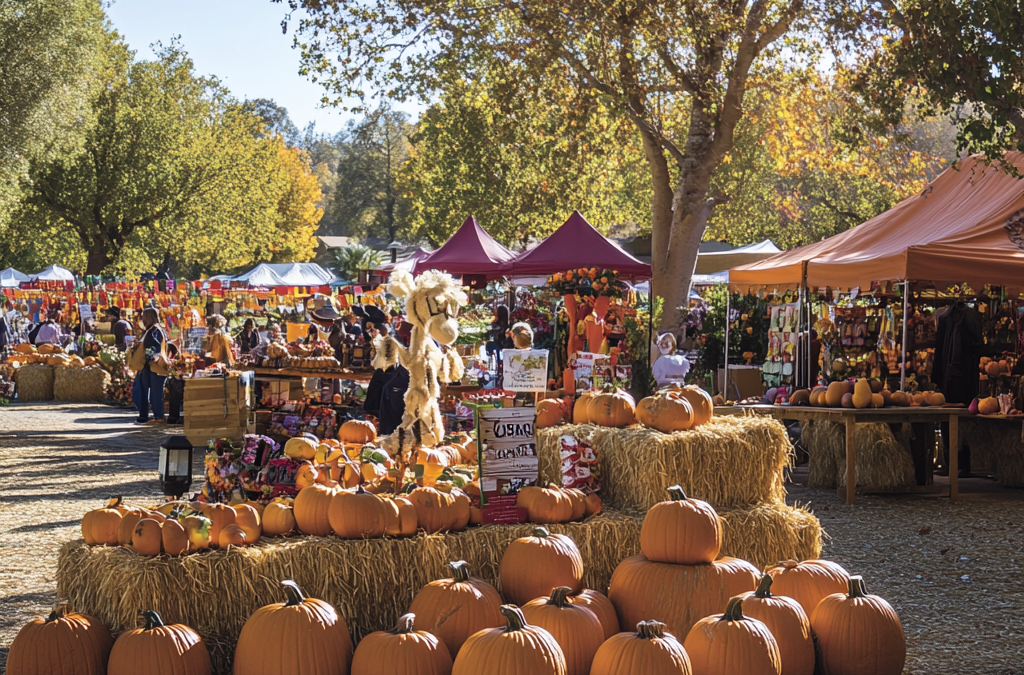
730;154;1024;291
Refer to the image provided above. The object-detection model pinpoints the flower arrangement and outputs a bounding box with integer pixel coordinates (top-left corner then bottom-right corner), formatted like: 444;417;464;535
547;268;627;298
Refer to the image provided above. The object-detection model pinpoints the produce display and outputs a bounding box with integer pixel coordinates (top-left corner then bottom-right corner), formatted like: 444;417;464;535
263;339;344;372
761;378;949;409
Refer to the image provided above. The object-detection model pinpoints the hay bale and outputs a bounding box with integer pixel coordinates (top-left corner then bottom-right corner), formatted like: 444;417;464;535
537;416;793;511
718;502;822;568
961;418;1024;488
54;365;111;402
15;364;55;401
802;420;915;490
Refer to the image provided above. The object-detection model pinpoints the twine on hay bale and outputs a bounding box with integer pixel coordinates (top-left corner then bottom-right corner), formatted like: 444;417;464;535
802;420;915;490
960;417;1024;488
14;363;55;401
54;365;111;402
537;416;793;512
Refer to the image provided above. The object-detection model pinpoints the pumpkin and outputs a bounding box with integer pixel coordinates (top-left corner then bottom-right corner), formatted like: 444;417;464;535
609;555;759;642
676;386;713;427
406;486;458;534
636;393;695;432
201;502;236;545
7;605;113;675
233;580;353;675
284;435;318;461
572;391;597;424
589;620;692;675
117;508;148;546
383;496;418;537
562;488;587;521
108;610;211;675
810;576;905;675
451;605;567;675
262;502;296;536
583;493;602;517
588;387;636;427
517;485;573;524
809;386;828;406
765;559;850;617
825;381;849;407
131;518;163;556
978;396;1001;414
741;575;814;675
499;526;584;605
339;418;377;444
536;398;567;427
81;496;124;545
294;484;339;536
450;490;471;530
640;485;722;564
329;485;388;539
416;447;451;486
226;504;258;544
295;462;319;489
161;518;191;556
850;379;872;409
219;523;247;547
568;589;619;640
410;560;504;660
522;586;604;675
351;613;453;675
183;513;213;549
683;596;781;675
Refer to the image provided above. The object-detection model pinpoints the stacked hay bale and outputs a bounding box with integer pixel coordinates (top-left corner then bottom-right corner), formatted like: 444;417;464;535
801;420;915;490
14;363;55;401
54;365;111;402
960;417;1024;488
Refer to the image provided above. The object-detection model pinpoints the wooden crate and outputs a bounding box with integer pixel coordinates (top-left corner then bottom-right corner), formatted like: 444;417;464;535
184;376;249;447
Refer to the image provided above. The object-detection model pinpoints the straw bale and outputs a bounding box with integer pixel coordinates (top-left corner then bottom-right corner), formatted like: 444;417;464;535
537;416;793;511
718;502;822;569
960;417;1024;488
14;364;55;401
54;365;111;402
802;420;915;490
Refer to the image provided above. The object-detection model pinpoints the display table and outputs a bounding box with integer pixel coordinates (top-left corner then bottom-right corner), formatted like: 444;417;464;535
252;366;372;382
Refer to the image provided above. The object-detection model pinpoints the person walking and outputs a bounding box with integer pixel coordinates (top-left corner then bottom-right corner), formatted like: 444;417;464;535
132;307;167;424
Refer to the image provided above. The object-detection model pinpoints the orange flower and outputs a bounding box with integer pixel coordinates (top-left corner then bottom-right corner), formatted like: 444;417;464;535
601;276;608;283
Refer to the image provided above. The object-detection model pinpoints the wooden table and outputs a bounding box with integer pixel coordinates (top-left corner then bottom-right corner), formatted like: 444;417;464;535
717;405;973;504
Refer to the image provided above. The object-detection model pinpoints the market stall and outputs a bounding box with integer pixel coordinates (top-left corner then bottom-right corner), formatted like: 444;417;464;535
413;215;517;283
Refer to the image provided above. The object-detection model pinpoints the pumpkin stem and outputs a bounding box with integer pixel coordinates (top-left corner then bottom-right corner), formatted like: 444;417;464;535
754;574;774;598
531;526;550;538
500;605;529;632
140;610;165;630
636;621;666;639
720;596;745;622
666;485;688;501
448;560;470;583
547;586;572;607
848;575;868;598
355;485;367;495
46;604;70;623
106;496;123;509
281;580;306;606
393;613;416;634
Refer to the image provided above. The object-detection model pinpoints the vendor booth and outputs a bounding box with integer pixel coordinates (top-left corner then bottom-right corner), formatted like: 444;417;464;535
413;215;517;283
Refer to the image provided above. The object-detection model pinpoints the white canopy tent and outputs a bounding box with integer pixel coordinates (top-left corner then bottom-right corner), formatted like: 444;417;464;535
30;265;75;282
694;239;781;274
232;263;337;287
1;268;29;288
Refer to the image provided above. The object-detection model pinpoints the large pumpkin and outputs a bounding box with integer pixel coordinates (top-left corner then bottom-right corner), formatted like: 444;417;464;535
233;503;262;544
284;435;318;461
683;596;782;675
499;526;584;606
675;386;714;427
522;586;604;675
588;387;636;427
81;496;124;545
451;605;567;675
609;555;759;642
233;580;353;675
536;399;567;428
329;486;387;539
810;576;905;675
636;393;695;432
262;502;296;536
741;575;814;675
7;605;113;675
765;559;850;617
383;496;419;536
589;620;692;675
406;486;458;534
409;560;504;660
201;502;236;545
131;518;163;557
161;518;190;556
573;391;597;424
516;485;573;524
108;610;212;675
562;488;586;521
640;485;722;564
294;483;339;536
339;418;377;444
351;613;453;675
568;589;619;640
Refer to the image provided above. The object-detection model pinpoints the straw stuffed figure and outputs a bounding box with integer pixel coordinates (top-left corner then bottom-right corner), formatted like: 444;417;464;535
372;270;467;477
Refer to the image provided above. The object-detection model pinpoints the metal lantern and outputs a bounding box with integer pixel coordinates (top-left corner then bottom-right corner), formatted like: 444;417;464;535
158;435;193;498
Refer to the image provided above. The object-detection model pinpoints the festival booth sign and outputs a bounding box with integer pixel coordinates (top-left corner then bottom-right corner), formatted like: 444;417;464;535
413;215;516;286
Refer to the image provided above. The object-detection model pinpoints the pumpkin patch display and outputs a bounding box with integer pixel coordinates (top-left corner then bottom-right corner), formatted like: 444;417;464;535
568;589;619;640
410;560;504;660
7;605;113;675
451;605;567;675
107;610;211;675
587;387;636;427
406;486;460;534
233;580;353;675
741;575;814;675
683;596;782;675
810;576;906;675
765;559;850;618
81;496;125;545
351;613;453;675
499;526;584;605
589;621;692;675
522;586;604;675
329;486;388;539
640;485;722;565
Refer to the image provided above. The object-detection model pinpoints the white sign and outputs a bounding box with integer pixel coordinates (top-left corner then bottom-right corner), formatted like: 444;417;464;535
502;349;549;392
78;303;93;320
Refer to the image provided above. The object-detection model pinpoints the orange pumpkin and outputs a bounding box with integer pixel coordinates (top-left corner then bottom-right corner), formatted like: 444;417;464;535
536;398;567;427
108;610;211;675
588;387;636;427
562;488;587;521
383;496;418;536
569;589;619;640
451;605;567;675
589;620;692;675
517;485;573;524
636;393;695;432
329;485;387;539
499;526;584;606
81;496;125;545
293;484;339;536
232;503;262;544
339;418;377;444
765;559;850;618
676;386;714;427
295;462;319;489
810;576;906;675
583;492;603;517
522;586;604;675
406;486;458;534
117;508;149;547
161;518;191;556
741;575;814;675
450;490;471;530
683;596;782;675
351;613;453;675
640;485;722;564
131;518;163;557
284;435;318;461
261;502;296;536
218;523;247;547
7;605;113;675
201;503;236;546
409;560;504;660
573;391;597;424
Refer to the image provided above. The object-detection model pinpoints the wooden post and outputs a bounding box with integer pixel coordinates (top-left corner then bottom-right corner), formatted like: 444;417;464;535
845;415;857;504
948;413;959;499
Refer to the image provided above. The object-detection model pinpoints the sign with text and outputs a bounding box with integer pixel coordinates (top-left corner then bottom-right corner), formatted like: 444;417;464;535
502;349;549;392
479;406;537;516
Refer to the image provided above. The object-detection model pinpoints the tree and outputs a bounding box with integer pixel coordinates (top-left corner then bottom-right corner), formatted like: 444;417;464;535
279;0;808;329
241;98;301;143
328;244;383;281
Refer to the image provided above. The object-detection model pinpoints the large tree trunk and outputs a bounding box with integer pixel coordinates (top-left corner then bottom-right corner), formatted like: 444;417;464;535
642;129;676;332
85;240;109;276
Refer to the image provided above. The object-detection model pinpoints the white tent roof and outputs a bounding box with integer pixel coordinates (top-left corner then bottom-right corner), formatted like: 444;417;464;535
1;268;29;288
30;265;75;282
695;239;781;274
233;263;337;287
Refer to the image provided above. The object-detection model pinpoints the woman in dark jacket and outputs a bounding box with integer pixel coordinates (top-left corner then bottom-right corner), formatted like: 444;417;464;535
132;307;167;424
236;318;260;354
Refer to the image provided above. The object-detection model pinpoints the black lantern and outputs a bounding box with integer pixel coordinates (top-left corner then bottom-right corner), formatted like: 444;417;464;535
158;435;193;498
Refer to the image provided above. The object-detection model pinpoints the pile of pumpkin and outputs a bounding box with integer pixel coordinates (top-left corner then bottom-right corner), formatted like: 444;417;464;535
781;378;946;408
7;343;99;368
536;384;714;434
516;484;603;524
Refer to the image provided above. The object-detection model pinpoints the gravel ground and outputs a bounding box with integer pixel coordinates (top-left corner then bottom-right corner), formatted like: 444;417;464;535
2;402;1022;673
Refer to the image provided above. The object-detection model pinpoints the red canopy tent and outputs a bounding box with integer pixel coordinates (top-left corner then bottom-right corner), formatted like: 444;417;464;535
509;211;652;279
413;216;516;277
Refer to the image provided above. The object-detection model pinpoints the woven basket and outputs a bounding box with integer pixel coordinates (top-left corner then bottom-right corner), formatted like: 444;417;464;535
54;365;112;402
15;364;55;401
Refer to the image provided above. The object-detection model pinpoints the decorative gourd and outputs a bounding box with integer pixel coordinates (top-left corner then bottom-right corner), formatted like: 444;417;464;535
7;605;113;675
294;484;339;536
161;518;190;556
590;621;692;675
451;605;567;675
233;503;262;544
825;382;848;407
81;496;125;545
219;523;247;547
416;447;450;486
978;396;1000;414
765;559;850;617
536;399;567;427
588;387;636;427
808;386;827;406
409;560;504;660
183;513;213;550
262;502;296;536
676;386;713;427
406;487;458;534
683;596;781;675
522;587;604;675
202;503;236;545
568;589;619;640
233;580;353;675
810;576;905;675
573;391;597;424
636;393;695;432
741;575;814;675
383;496;418;536
516;485;573;524
351;613;453;675
925;391;945;406
609;555;759;642
284;435;318;461
329;486;388;539
131;518;163;556
108;610;211;675
499;526;584;605
295;461;319;489
851;379;872;409
339;419;377;444
640;485;721;564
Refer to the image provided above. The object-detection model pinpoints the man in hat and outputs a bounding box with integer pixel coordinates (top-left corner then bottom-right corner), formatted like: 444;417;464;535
311;305;347;361
110;307;133;352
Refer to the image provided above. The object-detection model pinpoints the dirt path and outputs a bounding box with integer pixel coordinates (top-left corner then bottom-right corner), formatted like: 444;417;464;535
2;403;1022;673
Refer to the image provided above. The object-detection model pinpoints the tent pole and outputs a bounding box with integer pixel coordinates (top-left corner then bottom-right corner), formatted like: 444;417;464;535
723;289;730;396
900;280;910;391
806;289;813;387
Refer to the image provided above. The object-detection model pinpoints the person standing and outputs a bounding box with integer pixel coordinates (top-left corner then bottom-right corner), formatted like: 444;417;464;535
30;309;62;345
132;307;167;424
205;314;234;366
0;298;12;352
236;318;260;354
110;307;133;351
